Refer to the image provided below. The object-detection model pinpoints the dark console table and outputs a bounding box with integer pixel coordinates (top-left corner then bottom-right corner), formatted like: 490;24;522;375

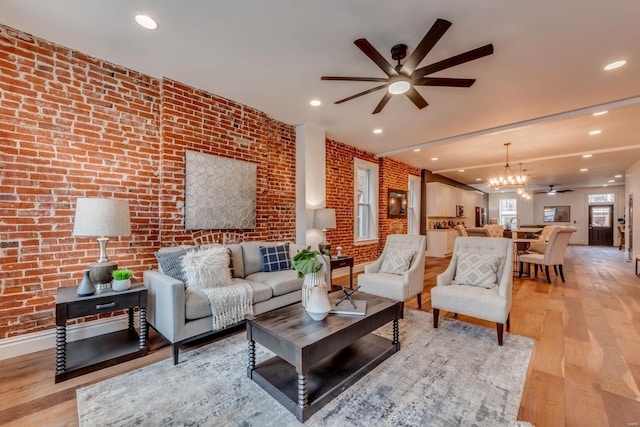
55;283;147;383
328;255;354;288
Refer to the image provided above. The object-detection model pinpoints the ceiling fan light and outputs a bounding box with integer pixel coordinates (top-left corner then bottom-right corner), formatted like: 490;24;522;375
388;80;411;95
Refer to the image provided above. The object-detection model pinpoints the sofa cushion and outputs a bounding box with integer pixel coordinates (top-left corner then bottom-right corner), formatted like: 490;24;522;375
184;279;273;320
181;247;232;290
379;248;415;275
260;243;291;272
225;244;244;278
244;269;303;297
452;253;502;289
155;246;197;283
242;241;280;276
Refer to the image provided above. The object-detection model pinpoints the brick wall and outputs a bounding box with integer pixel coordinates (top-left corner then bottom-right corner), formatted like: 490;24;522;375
324;139;421;264
0;25;296;339
379;158;421;253
158;79;296;245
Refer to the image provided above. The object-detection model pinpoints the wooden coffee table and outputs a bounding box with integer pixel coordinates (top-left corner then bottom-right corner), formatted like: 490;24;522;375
246;292;401;422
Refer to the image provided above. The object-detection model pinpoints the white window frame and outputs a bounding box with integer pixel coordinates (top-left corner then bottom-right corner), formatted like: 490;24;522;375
354;158;379;245
499;198;517;226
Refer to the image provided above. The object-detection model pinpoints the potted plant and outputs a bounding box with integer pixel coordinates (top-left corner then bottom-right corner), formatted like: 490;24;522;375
292;247;330;319
111;269;133;292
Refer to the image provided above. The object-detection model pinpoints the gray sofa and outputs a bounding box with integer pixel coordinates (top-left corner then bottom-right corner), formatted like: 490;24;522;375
144;241;309;364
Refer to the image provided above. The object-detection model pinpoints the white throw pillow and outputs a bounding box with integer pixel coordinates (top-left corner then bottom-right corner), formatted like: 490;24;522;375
379;248;415;275
181;247;232;290
452;253;502;289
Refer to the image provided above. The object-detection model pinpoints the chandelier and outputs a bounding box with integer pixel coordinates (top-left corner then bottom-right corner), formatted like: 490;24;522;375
514;166;531;199
488;143;527;190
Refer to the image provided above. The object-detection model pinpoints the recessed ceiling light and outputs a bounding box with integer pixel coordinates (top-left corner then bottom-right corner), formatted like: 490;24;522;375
603;184;609;187
373;129;383;134
604;60;626;71
475;178;482;182
608;180;615;183
582;154;592;158
614;174;623;178
580;168;588;172
431;157;438;161
458;169;465;173
135;14;158;30
309;99;321;106
593;110;608;116
413;148;421;152
588;130;601;135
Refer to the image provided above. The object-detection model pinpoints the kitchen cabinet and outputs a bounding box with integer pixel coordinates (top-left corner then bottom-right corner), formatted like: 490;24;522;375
426;182;456;217
427;229;458;257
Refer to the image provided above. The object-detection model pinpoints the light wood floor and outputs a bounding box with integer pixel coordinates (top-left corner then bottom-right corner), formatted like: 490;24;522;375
1;245;639;426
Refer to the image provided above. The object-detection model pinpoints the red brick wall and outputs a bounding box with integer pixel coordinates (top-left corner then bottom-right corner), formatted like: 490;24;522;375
324;139;421;264
158;79;296;245
379;158;421;253
0;25;296;339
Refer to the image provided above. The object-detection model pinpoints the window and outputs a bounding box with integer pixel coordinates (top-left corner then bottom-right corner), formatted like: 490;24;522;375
499;198;517;226
354;158;378;243
588;193;615;203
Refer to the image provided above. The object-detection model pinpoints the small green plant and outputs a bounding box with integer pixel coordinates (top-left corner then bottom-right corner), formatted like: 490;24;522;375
291;246;323;278
112;269;133;280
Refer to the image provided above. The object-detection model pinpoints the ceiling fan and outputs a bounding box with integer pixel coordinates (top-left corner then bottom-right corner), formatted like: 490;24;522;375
321;18;494;114
535;185;574;194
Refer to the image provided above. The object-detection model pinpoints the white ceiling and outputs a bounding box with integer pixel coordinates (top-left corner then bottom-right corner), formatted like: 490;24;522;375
1;0;639;193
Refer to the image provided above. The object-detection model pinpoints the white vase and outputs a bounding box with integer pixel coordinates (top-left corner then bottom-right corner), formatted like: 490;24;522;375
305;284;331;321
112;278;131;292
301;270;325;307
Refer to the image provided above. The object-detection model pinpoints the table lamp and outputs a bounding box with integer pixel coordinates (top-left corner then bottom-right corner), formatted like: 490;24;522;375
73;198;131;293
313;208;336;256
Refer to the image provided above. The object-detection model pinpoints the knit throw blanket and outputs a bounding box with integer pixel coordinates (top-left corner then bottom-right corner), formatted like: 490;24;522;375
200;280;254;331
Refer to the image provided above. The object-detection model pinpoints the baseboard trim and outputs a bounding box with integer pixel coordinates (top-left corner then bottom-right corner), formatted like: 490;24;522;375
0;315;130;361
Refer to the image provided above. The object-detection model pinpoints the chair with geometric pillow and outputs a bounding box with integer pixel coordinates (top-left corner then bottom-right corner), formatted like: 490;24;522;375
431;236;514;345
358;234;426;311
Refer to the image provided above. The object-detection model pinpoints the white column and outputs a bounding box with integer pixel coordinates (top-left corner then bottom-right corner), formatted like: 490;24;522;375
295;124;326;247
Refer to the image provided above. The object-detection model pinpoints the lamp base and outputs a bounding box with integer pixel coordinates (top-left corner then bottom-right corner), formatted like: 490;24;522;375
318;242;331;257
88;261;117;292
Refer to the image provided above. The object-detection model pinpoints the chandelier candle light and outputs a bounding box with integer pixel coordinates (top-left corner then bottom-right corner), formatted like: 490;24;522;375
488;143;527;190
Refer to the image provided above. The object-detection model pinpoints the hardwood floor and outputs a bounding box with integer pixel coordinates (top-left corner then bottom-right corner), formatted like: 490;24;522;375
1;245;639;426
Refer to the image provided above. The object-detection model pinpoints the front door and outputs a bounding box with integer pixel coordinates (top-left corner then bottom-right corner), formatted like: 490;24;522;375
589;204;614;246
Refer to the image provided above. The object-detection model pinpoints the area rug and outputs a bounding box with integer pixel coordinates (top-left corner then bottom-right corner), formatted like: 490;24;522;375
77;310;534;426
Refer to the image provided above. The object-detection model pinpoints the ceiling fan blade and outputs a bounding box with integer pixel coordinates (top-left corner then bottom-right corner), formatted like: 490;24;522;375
354;38;398;77
414;77;476;87
372;92;393;114
414;44;494;78
404;87;428;109
334;84;388;104
321;76;389;82
401;18;452;74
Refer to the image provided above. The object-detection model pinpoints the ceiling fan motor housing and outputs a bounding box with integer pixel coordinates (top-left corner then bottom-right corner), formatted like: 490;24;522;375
391;44;408;62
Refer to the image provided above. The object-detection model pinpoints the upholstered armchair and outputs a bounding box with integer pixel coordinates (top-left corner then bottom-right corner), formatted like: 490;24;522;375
526;225;557;254
483;224;505;238
519;226;576;283
454;224;468;236
431;236;514;345
358;234;426;309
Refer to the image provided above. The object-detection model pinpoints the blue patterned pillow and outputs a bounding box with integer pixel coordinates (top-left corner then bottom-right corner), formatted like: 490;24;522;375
260;243;290;272
155;246;197;283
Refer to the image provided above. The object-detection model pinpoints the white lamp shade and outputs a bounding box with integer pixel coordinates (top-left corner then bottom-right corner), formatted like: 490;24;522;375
73;198;131;237
313;208;336;229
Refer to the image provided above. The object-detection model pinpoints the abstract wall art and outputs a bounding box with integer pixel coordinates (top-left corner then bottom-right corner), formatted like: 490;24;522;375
185;150;256;230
